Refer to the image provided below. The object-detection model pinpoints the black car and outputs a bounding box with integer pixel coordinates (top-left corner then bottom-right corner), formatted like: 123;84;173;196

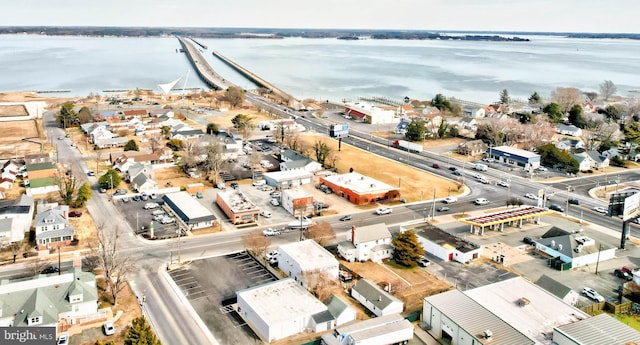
339;215;352;221
41;266;60;274
132;195;141;202
522;237;535;245
568;198;580;205
549;204;564;212
230;182;239;189
614;269;633;281
448;167;458;171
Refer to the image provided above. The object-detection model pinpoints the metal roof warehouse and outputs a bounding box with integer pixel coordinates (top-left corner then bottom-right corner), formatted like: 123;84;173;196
162;191;216;230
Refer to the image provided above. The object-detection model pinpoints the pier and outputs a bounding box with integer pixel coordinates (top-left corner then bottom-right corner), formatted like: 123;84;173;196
212;50;298;106
188;37;208;50
176;36;234;91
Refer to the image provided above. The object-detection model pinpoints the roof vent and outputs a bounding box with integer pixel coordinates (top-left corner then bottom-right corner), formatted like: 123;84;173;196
558;244;563;251
378;296;382;302
484;329;493;339
551;240;556;248
517;297;530;306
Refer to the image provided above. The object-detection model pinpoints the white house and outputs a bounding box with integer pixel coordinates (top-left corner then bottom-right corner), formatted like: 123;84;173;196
556;139;585;151
33;202;75;250
0;268;98;328
236;279;333;343
0;194;34;243
279;149;322;172
536;274;582;306
408;223;481;264
351;278;404;317
571;154;591;171
464;106;485;118
89;126;116;144
278;239;339;288
556;124;583;136
325;295;356;326
337;224;393;263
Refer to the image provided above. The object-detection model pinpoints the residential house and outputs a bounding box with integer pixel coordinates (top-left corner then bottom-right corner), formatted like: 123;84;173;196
457;140;487;157
422;106;441;115
125;162;152;183
279;149;322;172
459;116;477;131
278;240;339;288
535;274;581;306
0;268;98;328
80;122;108;135
556;124;583;136
602;147;619;160
394;119;410;135
130;169;157;193
350;278;404;317
397;104;414;117
122;109;148;119
584;150;609;169
33;202;74;250
572;153;591;171
556;139;585;151
0;194;34;243
463;106;485;118
324;295;356;326
171;129;205;141
0;160;22;190
338;223;393;263
96;110;118;120
94;136;128;149
25;162;59;196
89;126;115;144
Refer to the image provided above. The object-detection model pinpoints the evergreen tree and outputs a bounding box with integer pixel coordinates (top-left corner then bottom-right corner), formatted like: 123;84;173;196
98;169;121;190
499;89;510;105
206;123;219;135
568;104;587;128
405;119;427;141
392;231;424;267
543;102;563;122
528;92;541;105
125;317;162;345
124;139;139;151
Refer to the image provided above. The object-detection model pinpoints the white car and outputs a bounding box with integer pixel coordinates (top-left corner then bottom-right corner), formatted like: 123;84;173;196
160;217;175;224
582;287;605;302
269;199;280;206
103;321;115;335
593;206;608;214
375;207;392;215
260;210;272;218
475;198;489;205
537;166;548;172
524;193;537;200
262;228;280;236
252;180;266;187
266;249;279;259
472;173;483;180
57;333;69;345
497;181;510;188
143;202;159;209
443;196;458;204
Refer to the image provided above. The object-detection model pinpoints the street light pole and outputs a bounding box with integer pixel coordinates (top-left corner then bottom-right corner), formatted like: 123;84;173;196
565;185;571;216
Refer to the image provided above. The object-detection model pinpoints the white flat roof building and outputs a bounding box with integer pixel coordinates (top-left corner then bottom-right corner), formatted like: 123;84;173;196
236;278;331;342
162;191;216;229
216;189;259;213
278;240;339;287
464;277;589;344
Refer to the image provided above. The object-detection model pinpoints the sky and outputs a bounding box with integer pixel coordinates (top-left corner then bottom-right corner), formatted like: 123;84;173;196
3;0;639;33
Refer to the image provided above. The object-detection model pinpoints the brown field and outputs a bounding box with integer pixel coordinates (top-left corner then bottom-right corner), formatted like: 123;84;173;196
299;133;461;202
0;104;29;117
153;165;212;189
0;119;47;158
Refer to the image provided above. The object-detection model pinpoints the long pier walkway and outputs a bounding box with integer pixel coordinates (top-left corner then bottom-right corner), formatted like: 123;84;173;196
176;36;234;91
188;37;208;50
212;51;298;106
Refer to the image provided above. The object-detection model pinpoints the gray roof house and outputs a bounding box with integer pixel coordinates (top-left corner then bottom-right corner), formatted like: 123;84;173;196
0;268;98;328
351;278;403;317
571;153;591;171
535;274;581;306
325;295;356;326
279;149;322;172
33;203;74;250
556;124;583;136
131;173;158;193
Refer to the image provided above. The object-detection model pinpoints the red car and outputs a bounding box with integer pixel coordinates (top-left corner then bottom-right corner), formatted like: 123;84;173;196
68;211;82;218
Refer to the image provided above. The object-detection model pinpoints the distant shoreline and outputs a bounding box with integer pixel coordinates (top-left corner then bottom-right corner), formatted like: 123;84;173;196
0;26;637;40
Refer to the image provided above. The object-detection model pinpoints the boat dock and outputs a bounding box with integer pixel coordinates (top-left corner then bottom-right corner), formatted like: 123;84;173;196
188;37;208;50
176;36;234;91
212;50;298;105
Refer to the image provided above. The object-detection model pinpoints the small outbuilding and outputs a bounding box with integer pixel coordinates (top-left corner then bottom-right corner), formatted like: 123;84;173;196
351;278;403;317
407;222;481;263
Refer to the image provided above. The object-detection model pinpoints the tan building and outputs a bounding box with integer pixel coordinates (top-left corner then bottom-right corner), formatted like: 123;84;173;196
216;189;260;224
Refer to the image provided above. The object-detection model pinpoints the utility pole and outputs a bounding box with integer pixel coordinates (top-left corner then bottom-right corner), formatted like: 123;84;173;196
432;187;437;221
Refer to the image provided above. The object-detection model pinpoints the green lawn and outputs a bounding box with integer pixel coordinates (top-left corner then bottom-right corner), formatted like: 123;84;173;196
615;314;640;331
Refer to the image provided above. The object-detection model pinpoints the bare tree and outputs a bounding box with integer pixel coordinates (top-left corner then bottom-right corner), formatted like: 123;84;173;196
313;140;332;167
30;257;50;275
304;221;336;247
520;119;555;150
551;87;582;114
201;139;224;183
284;129;301;151
599;80;617;101
326;152;340;169
95;224;135;305
9;242;22;263
57;167;78;206
242;230;271;258
581;121;620;151
302;269;341;301
149;136;162;153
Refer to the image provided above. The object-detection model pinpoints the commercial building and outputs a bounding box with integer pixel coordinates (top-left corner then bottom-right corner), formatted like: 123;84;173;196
281;188;314;216
464;277;589;344
535;232;616;269
423;289;534;345
321;313;413;345
320;172;400;205
487;145;541;170
162;192;217;229
407;223;481;263
278;239;339;288
351;278;404;317
0;268;98;328
263;170;313;189
236;278;333;343
344;102;395;125
216;189;260;225
337;224;393;263
553;313;640;345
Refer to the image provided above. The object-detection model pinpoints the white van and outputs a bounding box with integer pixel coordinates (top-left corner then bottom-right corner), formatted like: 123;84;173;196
252;180;266;187
475;198;490;205
474;163;488;171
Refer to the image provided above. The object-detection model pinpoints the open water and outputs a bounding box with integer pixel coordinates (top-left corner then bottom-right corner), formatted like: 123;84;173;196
0;34;639;104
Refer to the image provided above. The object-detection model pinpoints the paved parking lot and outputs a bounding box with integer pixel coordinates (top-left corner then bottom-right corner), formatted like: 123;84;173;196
168;252;278;344
113;196;183;239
